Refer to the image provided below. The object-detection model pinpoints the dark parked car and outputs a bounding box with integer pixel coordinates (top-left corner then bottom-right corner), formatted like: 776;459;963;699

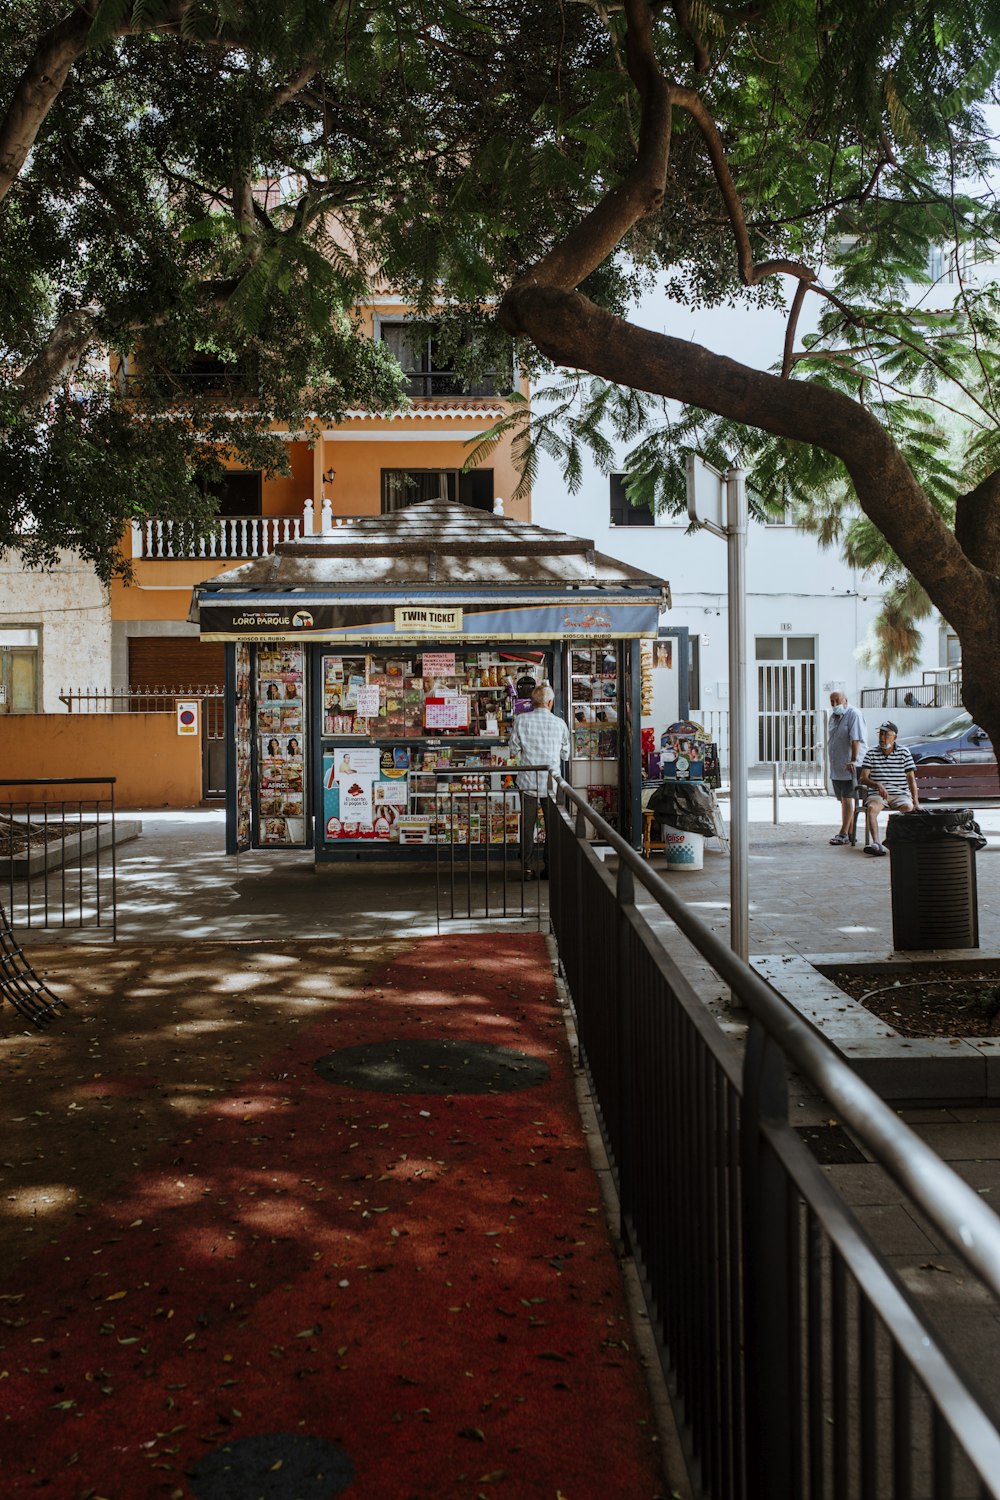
900;712;995;765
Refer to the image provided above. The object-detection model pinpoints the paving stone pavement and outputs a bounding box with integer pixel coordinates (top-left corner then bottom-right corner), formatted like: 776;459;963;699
11;796;1000;1454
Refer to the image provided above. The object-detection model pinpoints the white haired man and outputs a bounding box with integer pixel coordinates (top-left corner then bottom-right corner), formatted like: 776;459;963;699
858;721;920;856
507;682;571;879
827;690;867;845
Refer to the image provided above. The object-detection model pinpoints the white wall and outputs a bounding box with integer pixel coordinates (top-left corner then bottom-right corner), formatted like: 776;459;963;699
0;551;112;711
536;480;919;753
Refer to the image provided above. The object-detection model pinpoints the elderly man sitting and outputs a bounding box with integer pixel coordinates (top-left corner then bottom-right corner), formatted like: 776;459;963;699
858;720;921;856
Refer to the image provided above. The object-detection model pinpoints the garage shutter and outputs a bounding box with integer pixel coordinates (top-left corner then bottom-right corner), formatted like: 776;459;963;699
128;638;226;690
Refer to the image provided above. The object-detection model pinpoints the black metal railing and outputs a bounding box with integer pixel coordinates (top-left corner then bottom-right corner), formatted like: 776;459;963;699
401;369;504;399
122;370;263;399
0;779;117;937
548;775;1000;1499
59;686;225;738
432;767;548;929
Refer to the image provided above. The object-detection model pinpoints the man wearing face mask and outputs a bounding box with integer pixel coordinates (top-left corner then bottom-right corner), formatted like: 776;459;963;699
827;691;868;845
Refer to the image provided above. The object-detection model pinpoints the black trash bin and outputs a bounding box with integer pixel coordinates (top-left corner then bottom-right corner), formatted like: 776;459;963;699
882;809;986;950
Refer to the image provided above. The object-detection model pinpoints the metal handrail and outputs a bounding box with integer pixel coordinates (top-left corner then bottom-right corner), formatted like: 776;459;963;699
1;777;118;938
552;772;1000;1301
550;772;1000;1494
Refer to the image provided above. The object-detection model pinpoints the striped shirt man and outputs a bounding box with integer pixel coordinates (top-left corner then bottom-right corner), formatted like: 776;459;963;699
859;720;919;854
860;741;917;802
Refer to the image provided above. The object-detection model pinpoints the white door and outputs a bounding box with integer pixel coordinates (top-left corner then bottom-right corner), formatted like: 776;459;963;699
756;635;817;763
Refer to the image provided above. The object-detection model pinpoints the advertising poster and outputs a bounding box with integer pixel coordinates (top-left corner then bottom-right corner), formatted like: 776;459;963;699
256;643;306;845
322;746;380;829
234;645;252;851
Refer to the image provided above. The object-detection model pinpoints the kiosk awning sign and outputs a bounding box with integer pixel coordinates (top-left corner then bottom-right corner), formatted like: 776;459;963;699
196;597;662;640
394;606;462;633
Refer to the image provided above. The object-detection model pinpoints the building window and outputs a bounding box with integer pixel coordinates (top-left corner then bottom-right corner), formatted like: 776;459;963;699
609;473;654;526
199;470;262;517
378;321;502;399
0;628;40;714
381;468;494;513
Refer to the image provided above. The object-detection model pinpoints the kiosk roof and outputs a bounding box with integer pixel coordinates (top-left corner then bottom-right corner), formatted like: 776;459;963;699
191;499;670;601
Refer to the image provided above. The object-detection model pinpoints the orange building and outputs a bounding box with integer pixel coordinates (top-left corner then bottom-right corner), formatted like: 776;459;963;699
110;299;529;745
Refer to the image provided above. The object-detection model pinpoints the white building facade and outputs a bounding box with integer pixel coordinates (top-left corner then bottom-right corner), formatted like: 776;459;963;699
531;455;951;767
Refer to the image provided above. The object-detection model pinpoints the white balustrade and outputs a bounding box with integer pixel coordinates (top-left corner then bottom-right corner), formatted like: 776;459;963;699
134;511;306;560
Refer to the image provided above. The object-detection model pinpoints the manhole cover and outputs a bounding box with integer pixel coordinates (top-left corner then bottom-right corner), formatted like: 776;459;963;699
314;1038;550;1094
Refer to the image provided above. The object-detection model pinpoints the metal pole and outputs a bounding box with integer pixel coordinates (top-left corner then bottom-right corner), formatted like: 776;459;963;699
726;469;749;963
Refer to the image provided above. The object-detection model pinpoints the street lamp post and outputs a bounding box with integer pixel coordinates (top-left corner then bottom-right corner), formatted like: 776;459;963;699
686;455;749;963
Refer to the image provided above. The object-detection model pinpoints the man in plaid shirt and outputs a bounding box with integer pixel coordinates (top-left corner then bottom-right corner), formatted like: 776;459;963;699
508;683;571;879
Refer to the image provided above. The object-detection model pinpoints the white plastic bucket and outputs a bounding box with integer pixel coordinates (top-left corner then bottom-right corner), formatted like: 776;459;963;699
662;824;704;871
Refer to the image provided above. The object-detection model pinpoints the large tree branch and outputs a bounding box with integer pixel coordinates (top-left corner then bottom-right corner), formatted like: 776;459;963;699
269;59;322;115
0;1;210;210
524;0;673;290
500;0;999;656
498;281;993;636
0;2;99;204
668;83;815;286
524;1;815;299
16;306;99;405
956;472;1000;573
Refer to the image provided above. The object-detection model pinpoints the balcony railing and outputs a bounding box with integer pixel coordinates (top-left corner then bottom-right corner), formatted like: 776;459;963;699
401;370;503;399
131;502;319;561
121;371;262;400
860;667;963;710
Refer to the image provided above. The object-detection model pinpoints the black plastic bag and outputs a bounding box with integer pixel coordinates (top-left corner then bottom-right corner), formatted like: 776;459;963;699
883;808;987;851
647;781;718;837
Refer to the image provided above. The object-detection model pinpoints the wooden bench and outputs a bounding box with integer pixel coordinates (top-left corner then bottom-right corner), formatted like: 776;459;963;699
850;762;999;844
913;762;1000;804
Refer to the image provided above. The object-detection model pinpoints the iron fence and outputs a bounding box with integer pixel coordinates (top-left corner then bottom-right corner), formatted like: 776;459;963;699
432;768;547;929
694;707;828;783
861;681;965;710
549;775;1000;1500
58;686;225;737
0;778;117;936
